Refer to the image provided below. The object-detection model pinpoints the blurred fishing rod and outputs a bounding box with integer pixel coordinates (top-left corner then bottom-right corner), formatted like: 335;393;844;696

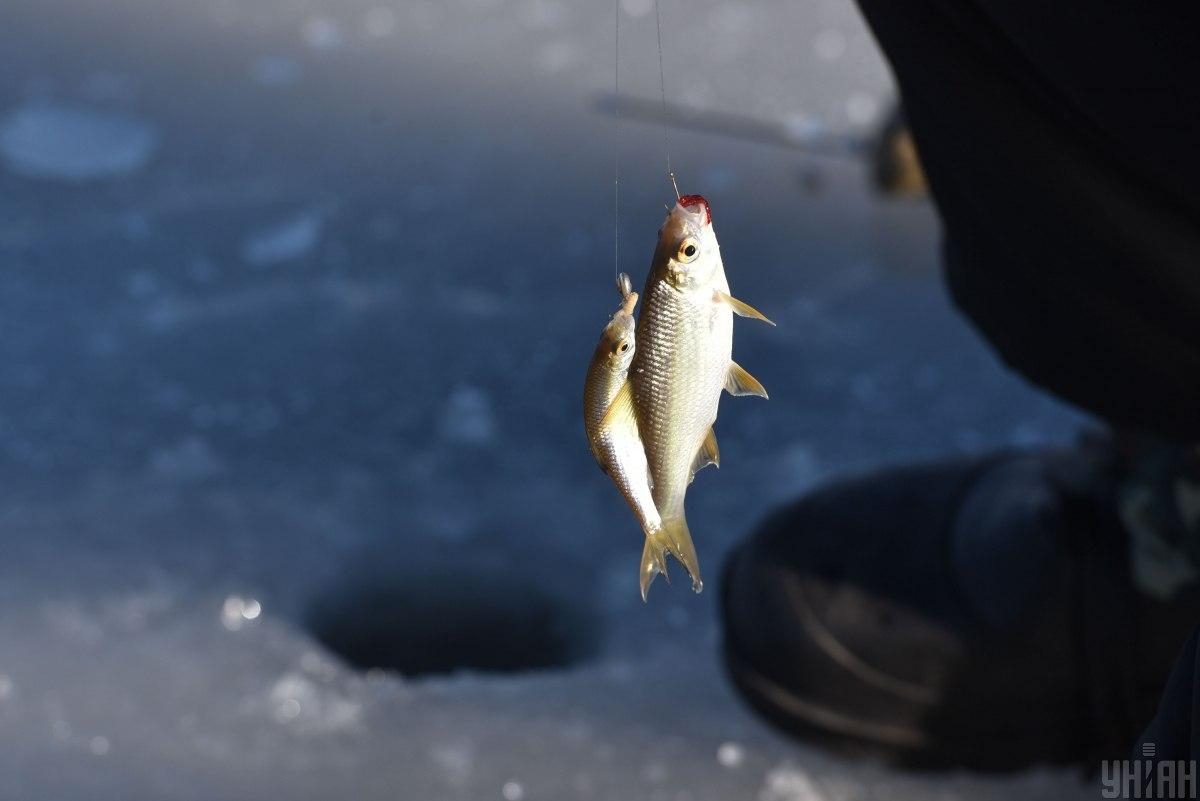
594;92;929;199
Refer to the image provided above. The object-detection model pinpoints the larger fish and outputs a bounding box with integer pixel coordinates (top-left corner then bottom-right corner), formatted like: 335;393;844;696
631;194;773;597
583;274;669;597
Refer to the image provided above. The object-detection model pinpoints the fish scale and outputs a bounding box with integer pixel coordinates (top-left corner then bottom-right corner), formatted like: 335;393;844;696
630;200;735;593
636;274;731;508
590;195;771;599
583;282;663;568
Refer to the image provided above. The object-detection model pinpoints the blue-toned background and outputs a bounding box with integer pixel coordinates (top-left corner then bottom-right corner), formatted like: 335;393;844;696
0;0;1091;797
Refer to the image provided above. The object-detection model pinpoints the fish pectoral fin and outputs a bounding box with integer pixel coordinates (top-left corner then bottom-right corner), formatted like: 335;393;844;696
599;378;638;433
724;361;769;399
714;289;776;326
689;427;720;483
702;427;720;468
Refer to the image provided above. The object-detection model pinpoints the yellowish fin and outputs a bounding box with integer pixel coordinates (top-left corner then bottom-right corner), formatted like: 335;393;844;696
714;289;776;326
724;361;769;399
599;377;637;432
640;515;703;600
639;536;669;602
689;427;720;482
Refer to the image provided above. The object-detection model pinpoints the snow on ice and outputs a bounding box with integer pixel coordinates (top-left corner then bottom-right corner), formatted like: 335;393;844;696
0;103;158;180
241;212;323;266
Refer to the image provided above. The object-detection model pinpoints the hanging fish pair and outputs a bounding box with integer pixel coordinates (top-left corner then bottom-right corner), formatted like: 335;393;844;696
583;194;774;601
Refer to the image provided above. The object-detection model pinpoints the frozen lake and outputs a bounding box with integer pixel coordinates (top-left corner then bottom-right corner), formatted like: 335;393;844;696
0;0;1096;798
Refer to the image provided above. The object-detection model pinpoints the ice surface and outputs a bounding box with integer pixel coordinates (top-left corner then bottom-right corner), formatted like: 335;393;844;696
363;7;398;39
240;212;323;266
250;56;303;88
0;0;1100;798
0;103;158;180
440;385;498;445
302;16;343;51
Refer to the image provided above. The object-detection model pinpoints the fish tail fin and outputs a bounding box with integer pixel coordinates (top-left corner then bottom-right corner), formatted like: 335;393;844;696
639;515;703;601
639;535;669;603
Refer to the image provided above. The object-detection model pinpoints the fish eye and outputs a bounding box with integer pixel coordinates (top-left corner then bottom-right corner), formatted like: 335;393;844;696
677;237;700;263
620;342;630;352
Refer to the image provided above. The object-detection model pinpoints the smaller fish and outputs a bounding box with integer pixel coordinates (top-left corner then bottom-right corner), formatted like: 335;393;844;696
584;274;667;599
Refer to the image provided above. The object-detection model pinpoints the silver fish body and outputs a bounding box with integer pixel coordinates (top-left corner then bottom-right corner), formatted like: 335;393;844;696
583;278;668;593
630;194;771;596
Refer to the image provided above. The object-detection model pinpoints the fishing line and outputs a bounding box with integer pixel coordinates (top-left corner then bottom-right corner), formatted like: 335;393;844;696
613;0;621;284
653;0;680;198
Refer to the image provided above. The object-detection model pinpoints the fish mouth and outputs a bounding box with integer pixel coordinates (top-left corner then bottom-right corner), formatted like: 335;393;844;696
677;194;712;226
604;313;636;340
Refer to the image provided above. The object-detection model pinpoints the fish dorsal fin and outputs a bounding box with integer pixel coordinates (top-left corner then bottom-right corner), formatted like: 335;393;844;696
599;378;637;432
689;427;720;482
714;289;776;326
724;362;769;399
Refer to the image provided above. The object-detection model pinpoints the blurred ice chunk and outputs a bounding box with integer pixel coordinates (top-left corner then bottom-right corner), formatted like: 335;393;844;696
518;0;567;30
150;436;223;481
221;595;262;631
536;40;577;74
620;0;652;18
241;212;322;266
250;56;302;88
717;742;745;769
299;651;340;681
120;211;151;241
760;765;824;801
769;443;821;503
502;781;525;801
406;184;445;212
813;29;847;62
642;762;669;783
302;17;343;50
679;82;716;111
845;92;880;126
126;270;160;299
364;7;397;38
440;385;497;445
268;672;361;733
667;606;690;629
0;104;159;181
702;165;736;192
242;599;262;620
81;72;138;103
708;4;753;36
780;113;826;145
430;741;475;787
187;257;218;284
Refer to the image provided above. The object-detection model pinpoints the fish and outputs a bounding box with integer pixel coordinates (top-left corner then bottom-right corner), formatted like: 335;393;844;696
583;273;669;597
630;193;773;598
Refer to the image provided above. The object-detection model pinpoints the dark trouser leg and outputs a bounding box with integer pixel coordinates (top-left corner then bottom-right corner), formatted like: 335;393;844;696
718;2;1200;769
1136;627;1200;766
855;0;1200;764
853;0;1200;440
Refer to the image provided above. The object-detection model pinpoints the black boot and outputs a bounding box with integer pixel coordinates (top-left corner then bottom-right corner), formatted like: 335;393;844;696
721;440;1200;770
